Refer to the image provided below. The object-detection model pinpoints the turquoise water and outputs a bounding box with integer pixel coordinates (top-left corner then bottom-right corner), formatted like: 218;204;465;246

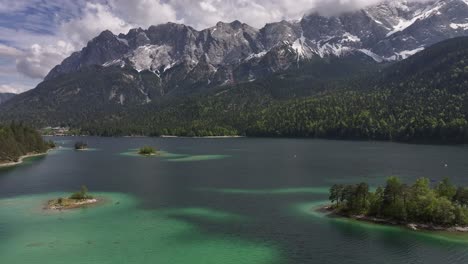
119;149;230;162
1;137;468;263
293;201;468;244
198;187;330;195
0;193;280;264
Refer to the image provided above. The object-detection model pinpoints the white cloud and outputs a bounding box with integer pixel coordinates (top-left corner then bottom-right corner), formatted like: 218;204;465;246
0;0;434;92
108;0;179;29
0;83;32;94
164;0;391;29
199;1;218;13
0;44;22;57
15;41;75;79
4;2;134;80
60;2;134;48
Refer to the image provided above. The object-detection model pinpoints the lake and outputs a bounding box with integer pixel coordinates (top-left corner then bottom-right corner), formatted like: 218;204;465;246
1;137;468;264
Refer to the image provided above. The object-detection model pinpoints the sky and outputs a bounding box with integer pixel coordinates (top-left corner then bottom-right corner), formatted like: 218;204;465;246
0;0;414;94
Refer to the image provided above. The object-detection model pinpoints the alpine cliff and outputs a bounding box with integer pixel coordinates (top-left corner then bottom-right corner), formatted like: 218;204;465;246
46;0;468;84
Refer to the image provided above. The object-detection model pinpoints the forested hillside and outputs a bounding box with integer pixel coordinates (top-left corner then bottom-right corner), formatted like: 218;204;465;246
1;37;468;143
0;123;54;164
0;93;15;105
74;38;468;143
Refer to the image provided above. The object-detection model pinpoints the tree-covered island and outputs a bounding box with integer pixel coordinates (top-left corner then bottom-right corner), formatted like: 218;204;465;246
74;141;88;150
326;177;468;232
0;123;56;167
138;146;157;156
46;185;98;210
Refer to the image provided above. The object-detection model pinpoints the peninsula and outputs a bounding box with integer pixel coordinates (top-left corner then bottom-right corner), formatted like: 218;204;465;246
0;123;56;167
325;177;468;232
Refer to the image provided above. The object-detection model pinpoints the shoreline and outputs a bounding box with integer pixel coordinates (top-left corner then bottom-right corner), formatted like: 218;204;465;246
160;135;245;139
0;151;51;168
319;205;468;233
75;148;89;151
137;150;163;157
139;153;159;157
45;198;101;210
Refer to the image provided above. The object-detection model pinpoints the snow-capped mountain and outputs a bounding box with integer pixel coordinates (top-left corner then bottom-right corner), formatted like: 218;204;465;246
45;0;468;91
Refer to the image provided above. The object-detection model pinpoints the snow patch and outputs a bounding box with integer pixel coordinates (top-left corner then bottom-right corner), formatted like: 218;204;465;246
128;45;175;73
109;89;117;100
397;47;425;59
373;19;383;25
450;23;468;30
245;51;267;61
291;33;314;62
103;59;125;68
358;49;384;63
163;62;176;72
117;37;129;46
292;33;309;57
386;1;446;37
122;73;135;81
342;32;361;43
311;41;353;58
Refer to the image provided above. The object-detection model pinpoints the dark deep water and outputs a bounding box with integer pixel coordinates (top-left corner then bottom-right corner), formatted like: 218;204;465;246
1;137;468;263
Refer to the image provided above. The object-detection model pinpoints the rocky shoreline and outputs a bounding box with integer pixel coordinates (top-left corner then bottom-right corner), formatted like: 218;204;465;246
45;198;100;210
320;205;468;233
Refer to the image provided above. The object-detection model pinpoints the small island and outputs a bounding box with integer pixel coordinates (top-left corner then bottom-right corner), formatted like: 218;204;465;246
46;185;98;210
324;177;468;232
74;141;88;150
138;146;158;156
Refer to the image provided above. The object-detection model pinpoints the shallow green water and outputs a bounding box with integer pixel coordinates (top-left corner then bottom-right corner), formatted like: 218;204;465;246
293;201;468;244
0;193;279;264
198;187;330;195
119;149;230;162
1;137;468;263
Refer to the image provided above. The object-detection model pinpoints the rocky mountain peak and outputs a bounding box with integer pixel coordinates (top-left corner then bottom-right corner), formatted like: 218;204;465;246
44;0;468;92
215;20;244;29
95;30;116;40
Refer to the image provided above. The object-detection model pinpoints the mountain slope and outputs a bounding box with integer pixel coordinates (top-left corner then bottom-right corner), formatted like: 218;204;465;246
0;93;15;105
376;36;468;92
0;53;381;126
44;0;468;92
1;1;468;142
247;37;468;142
78;37;468;143
28;37;468;143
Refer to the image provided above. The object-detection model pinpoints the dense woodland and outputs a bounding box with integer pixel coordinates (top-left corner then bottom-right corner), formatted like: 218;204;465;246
1;38;468;143
72;38;468;142
329;177;468;227
0;123;54;163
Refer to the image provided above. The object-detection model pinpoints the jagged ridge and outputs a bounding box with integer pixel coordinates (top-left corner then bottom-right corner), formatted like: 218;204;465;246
46;0;468;88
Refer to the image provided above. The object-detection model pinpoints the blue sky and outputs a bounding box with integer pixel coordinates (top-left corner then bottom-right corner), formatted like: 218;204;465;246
0;0;87;93
0;0;394;94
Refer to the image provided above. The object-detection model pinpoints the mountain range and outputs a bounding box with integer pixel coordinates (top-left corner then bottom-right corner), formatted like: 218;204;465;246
44;0;468;91
1;0;468;142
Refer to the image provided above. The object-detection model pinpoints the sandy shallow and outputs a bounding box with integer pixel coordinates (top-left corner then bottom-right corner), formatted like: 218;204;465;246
320;205;468;233
0;152;48;168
